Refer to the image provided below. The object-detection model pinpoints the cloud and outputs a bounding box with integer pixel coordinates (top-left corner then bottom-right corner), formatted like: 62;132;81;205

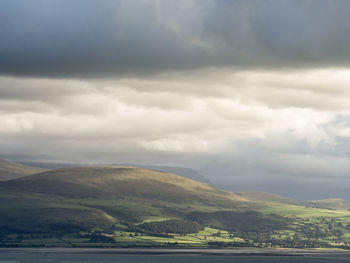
1;0;350;77
1;70;350;199
196;130;350;200
2;1;350;200
0;68;349;146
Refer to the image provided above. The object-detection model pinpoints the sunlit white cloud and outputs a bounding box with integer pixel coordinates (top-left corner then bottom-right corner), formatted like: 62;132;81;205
0;68;349;156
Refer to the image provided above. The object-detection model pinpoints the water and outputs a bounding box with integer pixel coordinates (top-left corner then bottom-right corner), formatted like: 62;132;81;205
0;253;349;263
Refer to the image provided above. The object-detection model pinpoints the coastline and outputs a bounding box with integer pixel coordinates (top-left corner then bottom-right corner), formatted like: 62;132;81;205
1;248;349;256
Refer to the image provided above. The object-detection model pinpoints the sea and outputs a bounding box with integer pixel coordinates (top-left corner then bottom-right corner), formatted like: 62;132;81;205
0;252;350;263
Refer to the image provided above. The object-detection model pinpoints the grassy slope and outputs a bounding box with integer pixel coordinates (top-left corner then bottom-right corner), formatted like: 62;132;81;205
0;159;47;181
236;192;298;205
308;199;350;211
1;166;247;204
0;167;248;234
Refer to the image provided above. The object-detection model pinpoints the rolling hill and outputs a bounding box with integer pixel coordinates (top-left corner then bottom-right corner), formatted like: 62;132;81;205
308;198;350;210
0;159;47;181
131;165;212;184
0;166;249;235
1;163;350;249
21;162;212;184
1;166;246;203
236;192;298;204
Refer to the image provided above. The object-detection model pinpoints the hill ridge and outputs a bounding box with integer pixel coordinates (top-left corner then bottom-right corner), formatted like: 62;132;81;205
1;166;247;203
0;159;47;181
236;191;297;204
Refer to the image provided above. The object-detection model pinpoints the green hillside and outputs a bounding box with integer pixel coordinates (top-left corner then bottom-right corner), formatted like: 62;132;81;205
236;192;298;204
0;159;47;181
1;164;350;249
0;166;248;237
2;166;246;203
308;199;350;211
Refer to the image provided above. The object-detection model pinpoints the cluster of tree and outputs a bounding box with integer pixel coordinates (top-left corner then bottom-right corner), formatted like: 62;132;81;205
88;233;116;243
186;211;289;233
260;238;331;248
137;219;203;235
207;241;256;247
293;218;348;244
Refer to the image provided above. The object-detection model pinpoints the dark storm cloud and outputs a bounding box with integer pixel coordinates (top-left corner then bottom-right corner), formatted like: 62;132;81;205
1;0;350;77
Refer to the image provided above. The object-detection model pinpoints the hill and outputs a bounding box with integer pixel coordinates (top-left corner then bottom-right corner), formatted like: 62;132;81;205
0;166;249;239
1;166;350;249
308;198;350;210
21;162;212;184
1;166;245;204
130;165;212;184
236;192;298;204
0;159;47;181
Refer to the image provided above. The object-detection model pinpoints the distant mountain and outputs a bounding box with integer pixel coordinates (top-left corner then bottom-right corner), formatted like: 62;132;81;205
307;198;350;210
0;159;47;181
20;161;80;169
130;165;212;184
236;192;298;204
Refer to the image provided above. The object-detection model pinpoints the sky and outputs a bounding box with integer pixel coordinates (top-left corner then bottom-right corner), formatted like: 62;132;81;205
1;0;350;200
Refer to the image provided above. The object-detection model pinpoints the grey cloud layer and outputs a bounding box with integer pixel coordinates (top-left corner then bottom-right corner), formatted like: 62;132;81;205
1;0;350;77
1;71;350;199
200;132;350;200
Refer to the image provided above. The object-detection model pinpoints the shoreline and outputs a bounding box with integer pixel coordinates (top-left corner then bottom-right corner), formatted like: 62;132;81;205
1;248;350;256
